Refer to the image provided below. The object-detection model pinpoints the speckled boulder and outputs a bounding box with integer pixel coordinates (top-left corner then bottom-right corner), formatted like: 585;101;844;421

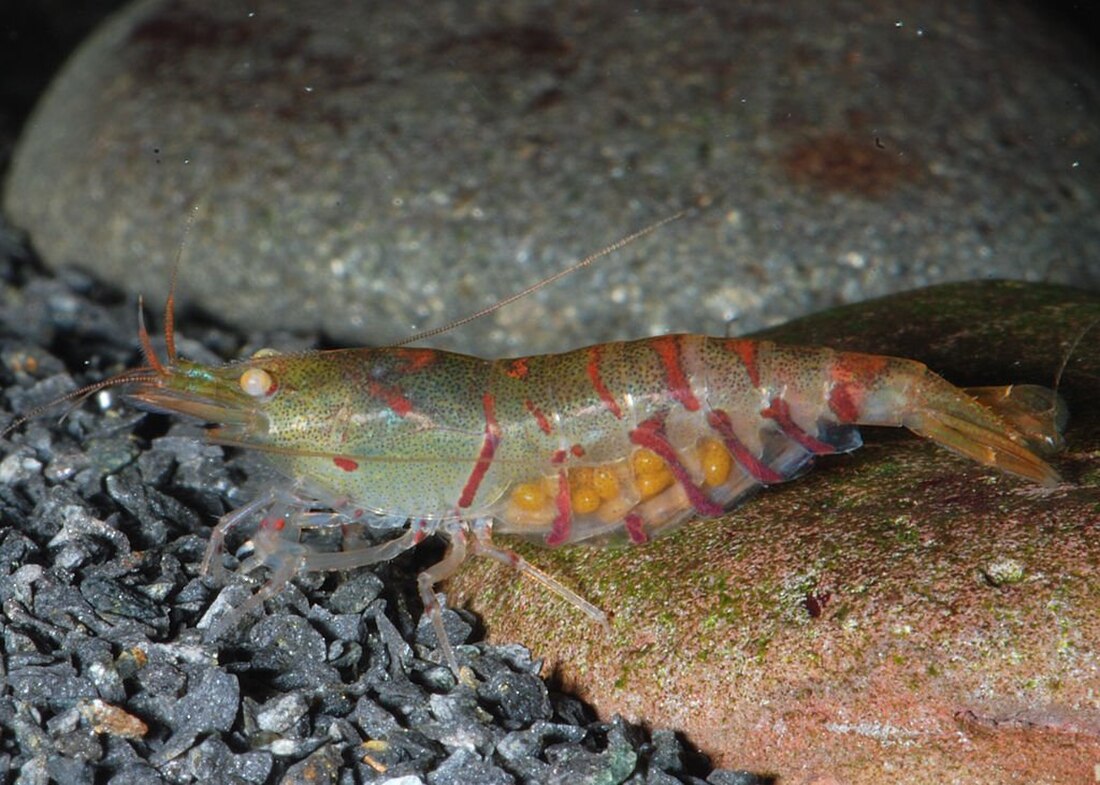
4;0;1099;354
447;281;1100;784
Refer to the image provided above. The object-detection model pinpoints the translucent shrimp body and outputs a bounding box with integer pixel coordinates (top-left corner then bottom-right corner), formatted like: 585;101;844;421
123;337;1064;670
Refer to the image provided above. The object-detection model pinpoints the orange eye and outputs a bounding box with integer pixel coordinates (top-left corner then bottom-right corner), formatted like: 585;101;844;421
239;367;276;398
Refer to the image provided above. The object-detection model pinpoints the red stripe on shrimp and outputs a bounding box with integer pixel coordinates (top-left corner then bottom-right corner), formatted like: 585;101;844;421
367;381;414;417
546;470;573;546
827;353;890;423
392;348;438;374
651;335;700;412
505;357;530;379
722;339;761;388
524;398;553;434
458;393;502;508
624;513;649;544
586;346;623;419
705;409;785;484
761;397;837;454
629;414;724;517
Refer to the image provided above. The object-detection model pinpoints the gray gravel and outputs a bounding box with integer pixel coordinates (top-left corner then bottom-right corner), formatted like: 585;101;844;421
0;220;763;784
4;0;1099;356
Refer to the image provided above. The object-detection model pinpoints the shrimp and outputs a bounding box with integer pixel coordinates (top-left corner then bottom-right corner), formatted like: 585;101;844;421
2;243;1067;675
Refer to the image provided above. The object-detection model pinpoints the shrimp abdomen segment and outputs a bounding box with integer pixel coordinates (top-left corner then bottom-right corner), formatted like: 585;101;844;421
490;338;1062;545
854;358;1062;487
492;338;869;546
706;342;1061;488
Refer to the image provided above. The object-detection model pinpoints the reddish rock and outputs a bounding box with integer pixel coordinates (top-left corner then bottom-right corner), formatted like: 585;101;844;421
447;281;1100;784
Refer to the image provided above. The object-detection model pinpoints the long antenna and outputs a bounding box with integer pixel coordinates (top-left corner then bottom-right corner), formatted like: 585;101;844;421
163;203;202;362
390;209;688;347
1052;315;1098;395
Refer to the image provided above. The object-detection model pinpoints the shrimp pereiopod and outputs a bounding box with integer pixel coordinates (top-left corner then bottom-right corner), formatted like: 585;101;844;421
84;317;1064;672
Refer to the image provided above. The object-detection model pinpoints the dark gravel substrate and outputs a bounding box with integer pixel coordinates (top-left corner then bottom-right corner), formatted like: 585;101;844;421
0;217;764;785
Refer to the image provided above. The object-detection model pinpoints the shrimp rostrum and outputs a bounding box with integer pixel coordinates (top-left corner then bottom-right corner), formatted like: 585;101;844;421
62;314;1064;672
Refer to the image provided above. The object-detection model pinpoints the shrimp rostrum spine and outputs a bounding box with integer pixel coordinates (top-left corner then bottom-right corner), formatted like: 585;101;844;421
116;329;1064;670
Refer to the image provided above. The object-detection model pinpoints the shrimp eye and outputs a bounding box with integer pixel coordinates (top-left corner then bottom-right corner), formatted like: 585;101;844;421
239;367;277;398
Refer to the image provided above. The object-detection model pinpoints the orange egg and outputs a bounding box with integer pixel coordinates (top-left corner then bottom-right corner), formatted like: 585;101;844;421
571;485;601;514
511;482;548;511
569;466;594;487
699;438;732;486
593;466;620;500
632;448;665;475
636;469;674;500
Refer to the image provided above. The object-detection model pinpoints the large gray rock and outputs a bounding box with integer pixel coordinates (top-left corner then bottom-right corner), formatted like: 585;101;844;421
4;0;1098;354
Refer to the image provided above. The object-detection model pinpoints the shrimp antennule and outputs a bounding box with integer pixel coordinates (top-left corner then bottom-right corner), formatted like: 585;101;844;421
2;289;176;439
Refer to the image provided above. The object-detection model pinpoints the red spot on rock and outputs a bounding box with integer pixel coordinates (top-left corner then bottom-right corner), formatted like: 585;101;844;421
804;590;831;618
782;132;922;197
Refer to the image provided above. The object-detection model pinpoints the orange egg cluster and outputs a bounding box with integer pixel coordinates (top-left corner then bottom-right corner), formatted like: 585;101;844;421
631;448;674;500
503;438;735;529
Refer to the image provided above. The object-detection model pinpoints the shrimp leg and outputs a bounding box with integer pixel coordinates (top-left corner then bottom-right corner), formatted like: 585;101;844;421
203;549;303;640
467;518;610;630
205;510;439;638
200;486;285;582
417;520;469;672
